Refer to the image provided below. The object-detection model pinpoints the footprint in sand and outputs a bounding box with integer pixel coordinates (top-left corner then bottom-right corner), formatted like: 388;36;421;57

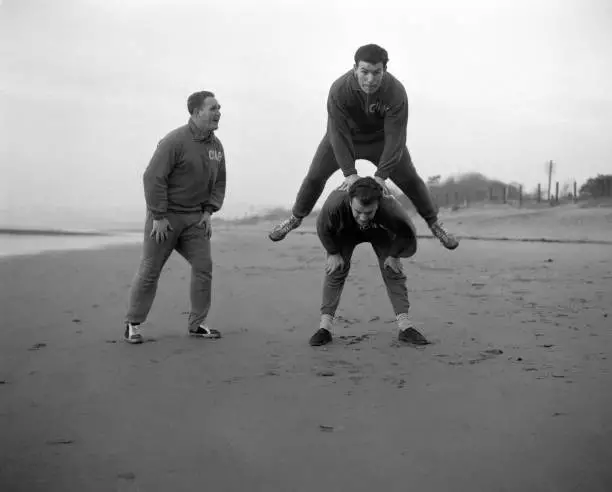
223;376;243;384
435;348;504;365
117;472;136;481
46;439;74;445
382;375;407;388
338;334;371;346
467;349;504;364
390;338;431;349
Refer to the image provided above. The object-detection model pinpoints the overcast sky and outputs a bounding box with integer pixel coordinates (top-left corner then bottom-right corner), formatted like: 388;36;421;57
1;0;611;226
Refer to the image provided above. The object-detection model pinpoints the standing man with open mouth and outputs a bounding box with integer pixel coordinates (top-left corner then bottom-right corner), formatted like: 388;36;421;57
123;91;226;344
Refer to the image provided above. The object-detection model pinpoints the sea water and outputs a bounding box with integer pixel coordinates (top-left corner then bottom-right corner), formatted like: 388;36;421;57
0;232;143;258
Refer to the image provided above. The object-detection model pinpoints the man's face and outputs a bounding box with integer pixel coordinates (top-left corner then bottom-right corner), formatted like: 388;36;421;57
350;198;378;228
193;97;221;131
354;61;385;94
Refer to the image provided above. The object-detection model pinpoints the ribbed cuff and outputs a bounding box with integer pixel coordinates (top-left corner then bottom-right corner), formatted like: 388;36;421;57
374;170;389;180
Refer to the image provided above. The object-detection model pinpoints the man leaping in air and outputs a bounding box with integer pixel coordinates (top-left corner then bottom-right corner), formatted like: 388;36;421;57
269;43;458;250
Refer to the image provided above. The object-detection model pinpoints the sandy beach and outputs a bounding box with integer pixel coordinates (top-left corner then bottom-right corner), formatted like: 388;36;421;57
1;208;611;491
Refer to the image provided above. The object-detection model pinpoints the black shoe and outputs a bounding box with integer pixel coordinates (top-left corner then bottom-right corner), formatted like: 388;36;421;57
189;325;222;339
309;328;332;346
398;327;429;345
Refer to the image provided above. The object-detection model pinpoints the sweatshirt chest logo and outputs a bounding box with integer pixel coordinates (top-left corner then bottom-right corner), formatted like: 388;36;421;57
367;100;391;116
208;149;223;162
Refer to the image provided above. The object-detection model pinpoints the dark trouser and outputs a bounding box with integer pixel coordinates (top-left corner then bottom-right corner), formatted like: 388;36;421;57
292;134;439;225
125;212;213;331
320;218;415;317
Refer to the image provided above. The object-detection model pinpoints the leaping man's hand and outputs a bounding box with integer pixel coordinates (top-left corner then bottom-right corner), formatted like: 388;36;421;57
338;174;361;192
374;176;391;196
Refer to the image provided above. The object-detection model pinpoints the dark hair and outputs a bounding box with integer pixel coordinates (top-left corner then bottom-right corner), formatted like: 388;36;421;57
354;44;389;68
187;91;215;115
348;177;383;205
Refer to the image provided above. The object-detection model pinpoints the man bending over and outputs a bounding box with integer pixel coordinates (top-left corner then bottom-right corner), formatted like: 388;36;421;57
309;177;430;347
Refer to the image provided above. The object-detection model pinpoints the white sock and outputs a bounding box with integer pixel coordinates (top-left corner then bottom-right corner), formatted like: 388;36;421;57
396;313;414;331
320;314;334;331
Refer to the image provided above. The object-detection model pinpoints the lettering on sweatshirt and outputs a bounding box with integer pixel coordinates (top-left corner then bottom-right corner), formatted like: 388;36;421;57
143;120;227;220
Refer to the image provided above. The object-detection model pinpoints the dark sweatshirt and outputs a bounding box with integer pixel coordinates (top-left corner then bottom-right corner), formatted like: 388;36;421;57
316;190;416;258
143;120;226;220
326;70;409;180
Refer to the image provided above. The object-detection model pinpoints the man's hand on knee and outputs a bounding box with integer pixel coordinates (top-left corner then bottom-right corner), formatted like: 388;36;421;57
325;254;345;275
374;176;391;196
384;256;403;273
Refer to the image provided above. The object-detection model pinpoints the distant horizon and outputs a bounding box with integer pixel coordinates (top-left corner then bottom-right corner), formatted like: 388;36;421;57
0;168;602;231
0;168;594;230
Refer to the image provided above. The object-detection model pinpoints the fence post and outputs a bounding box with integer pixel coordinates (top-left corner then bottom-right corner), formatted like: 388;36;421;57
555;181;559;203
573;181;577;203
519;185;523;207
537;183;541;203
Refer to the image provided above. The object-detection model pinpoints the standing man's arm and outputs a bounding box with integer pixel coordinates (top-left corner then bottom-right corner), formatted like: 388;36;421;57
202;152;227;215
198;149;227;237
143;137;178;220
374;88;409;181
327;88;358;179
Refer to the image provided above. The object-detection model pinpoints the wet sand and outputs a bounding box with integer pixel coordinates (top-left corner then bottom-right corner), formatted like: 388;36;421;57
1;226;611;491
